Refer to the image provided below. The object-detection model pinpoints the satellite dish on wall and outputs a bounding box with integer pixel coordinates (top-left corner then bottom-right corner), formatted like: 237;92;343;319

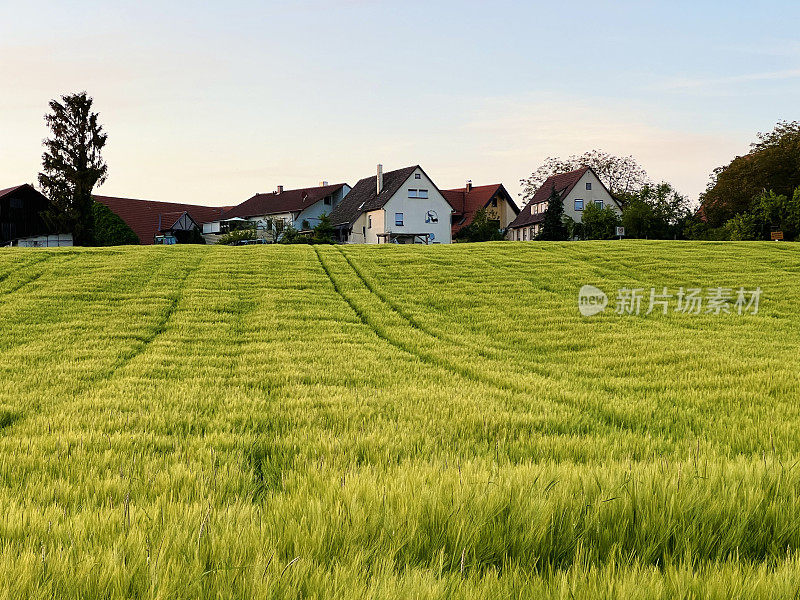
425;210;438;224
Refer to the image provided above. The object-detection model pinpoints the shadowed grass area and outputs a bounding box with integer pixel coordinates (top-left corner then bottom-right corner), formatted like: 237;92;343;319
0;241;798;598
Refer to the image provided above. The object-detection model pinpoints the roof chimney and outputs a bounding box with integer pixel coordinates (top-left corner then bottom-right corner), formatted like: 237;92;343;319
377;164;384;195
319;181;328;187
465;180;473;192
276;185;284;195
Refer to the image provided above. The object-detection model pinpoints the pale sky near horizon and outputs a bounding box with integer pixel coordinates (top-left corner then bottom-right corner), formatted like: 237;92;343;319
1;0;798;208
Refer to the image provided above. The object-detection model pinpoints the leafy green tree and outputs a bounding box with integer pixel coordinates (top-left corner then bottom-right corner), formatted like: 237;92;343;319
311;213;336;244
701;121;800;227
454;208;504;242
279;226;309;244
217;228;256;245
724;188;800;241
91;202;139;245
724;213;761;241
581;202;622;239
621;199;656;238
536;185;569;240
38;92;108;246
521;150;649;205
621;182;691;239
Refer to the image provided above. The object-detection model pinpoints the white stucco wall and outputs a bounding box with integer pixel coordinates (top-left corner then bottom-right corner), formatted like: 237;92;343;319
380;168;453;244
562;171;620;222
295;185;350;229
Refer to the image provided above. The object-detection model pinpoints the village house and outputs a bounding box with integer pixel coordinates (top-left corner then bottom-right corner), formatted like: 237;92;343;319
328;165;453;244
442;182;519;237
203;183;350;239
94;195;228;244
507;167;622;240
0;184;72;247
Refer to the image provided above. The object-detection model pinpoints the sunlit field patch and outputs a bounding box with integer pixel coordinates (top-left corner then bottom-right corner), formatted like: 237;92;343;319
0;241;798;598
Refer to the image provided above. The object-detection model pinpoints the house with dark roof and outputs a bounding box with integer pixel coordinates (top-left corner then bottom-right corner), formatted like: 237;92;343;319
507;167;622;240
442;182;519;238
94;195;228;245
0;184;71;246
328;165;453;244
205;183;350;238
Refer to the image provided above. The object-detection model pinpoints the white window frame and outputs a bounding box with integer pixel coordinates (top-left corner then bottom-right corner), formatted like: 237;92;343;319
395;213;404;227
595;199;604;209
417;189;429;199
408;189;418;198
574;199;584;211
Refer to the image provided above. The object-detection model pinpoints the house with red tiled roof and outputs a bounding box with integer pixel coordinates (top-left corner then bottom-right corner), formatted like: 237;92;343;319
507;167;622;240
442;182;519;237
94;195;228;245
328;165;453;244
204;182;350;237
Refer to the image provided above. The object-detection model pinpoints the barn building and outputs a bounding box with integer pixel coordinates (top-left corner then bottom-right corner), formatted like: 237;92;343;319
94;195;228;245
0;184;71;247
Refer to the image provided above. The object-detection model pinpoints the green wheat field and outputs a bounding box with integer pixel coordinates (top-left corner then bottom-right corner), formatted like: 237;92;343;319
1;241;799;599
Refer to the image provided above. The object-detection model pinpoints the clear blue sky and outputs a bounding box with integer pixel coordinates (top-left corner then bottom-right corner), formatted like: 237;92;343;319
1;0;798;206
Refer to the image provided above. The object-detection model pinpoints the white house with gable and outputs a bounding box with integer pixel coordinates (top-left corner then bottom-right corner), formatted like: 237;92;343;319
507;167;622;240
328;165;453;244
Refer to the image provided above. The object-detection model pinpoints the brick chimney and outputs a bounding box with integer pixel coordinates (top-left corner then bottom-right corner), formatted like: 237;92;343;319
377;164;384;195
465;180;473;192
276;185;284;195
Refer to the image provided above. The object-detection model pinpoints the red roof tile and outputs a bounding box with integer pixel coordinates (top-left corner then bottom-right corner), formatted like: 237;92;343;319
442;184;518;235
508;167;591;229
0;184;28;199
94;195;227;245
222;184;347;219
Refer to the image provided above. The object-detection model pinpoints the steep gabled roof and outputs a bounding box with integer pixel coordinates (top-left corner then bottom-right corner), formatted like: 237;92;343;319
327;166;419;227
94;195;228;245
221;183;347;220
442;183;519;234
508;167;590;229
0;184;29;199
509;166;625;229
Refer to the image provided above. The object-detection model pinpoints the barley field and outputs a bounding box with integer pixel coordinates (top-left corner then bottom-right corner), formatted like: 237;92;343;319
0;241;798;599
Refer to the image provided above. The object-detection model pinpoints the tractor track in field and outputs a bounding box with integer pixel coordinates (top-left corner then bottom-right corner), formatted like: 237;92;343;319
69;253;207;395
315;246;646;438
0;252;73;299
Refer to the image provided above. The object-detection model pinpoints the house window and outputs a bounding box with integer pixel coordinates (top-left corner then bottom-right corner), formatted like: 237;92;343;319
523;229;528;241
415;173;421;179
586;182;592;191
574;199;584;211
395;213;404;226
595;199;604;209
491;198;497;207
324;196;332;205
408;189;418;198
417;189;428;199
368;215;372;229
